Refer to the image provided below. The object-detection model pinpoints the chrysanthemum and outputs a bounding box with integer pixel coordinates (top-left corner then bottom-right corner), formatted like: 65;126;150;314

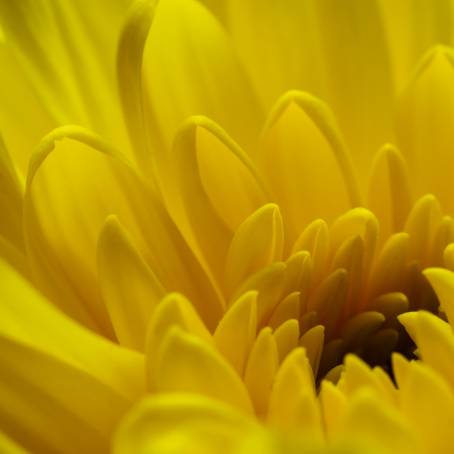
2;0;454;453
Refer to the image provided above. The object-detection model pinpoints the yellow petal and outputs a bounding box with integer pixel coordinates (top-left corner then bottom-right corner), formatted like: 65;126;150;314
155;327;254;414
0;257;144;400
268;348;320;433
368;232;409;297
25;126;223;332
214;291;257;375
342;390;416;454
292;219;329;285
25;126;145;332
0;3;83;124
340;355;392;404
268;292;300;330
299;325;325;377
331;209;379;308
323;363;344;385
283;251;311;299
423;267;454;327
331;236;365;316
398;361;454;453
368;144;412;235
227;0;326;110
309;268;348;336
316;0;394;177
142;0;262;151
225;204;284;295
0;45;55;173
98;216;165;351
404;194;442;264
244;327;279;416
232;262;287;326
145;292;212;388
260;91;360;240
50;1;130;150
399;311;454;392
443;243;454;271
397;46;454;215
177;119;269;232
117;0;162;172
0;1;130;157
0;235;29;281
172;118;268;279
330;208;378;252
372;366;397;404
381;0;453;92
391;352;411;389
0;135;23;250
319;381;346;437
273;319;300;363
431;216;454;265
0;334;131;454
0;432;28;454
114;393;256;454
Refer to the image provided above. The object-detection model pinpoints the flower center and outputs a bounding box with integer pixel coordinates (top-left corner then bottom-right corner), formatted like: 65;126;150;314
258;196;452;384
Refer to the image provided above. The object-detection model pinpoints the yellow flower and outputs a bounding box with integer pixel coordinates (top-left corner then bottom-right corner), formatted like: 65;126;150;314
2;0;454;453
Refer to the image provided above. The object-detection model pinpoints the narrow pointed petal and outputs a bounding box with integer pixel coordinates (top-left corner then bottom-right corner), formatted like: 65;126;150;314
155;328;254;414
98;216;166;350
268;348;320;432
399;311;454;392
231;262;287;327
25;126;223;332
369;233;409;297
273;319;300;363
380;0;453;91
424;267;454;325
225;204;284;294
368;144;412;235
320;381;346;435
260;91;360;240
391;353;411;389
145;292;212;388
268;292;300;329
299;325;325;377
404;194;442;264
309;268;348;335
244;327;279;416
340;355;391;403
342;390;416;453
214;291;257;375
117;0;162;171
292;219;329;284
172;118;268;279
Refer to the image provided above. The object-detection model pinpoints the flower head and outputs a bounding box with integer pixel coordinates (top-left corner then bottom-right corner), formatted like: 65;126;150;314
2;1;454;453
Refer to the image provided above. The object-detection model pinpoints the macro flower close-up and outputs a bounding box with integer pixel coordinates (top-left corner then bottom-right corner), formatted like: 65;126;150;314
3;0;454;453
